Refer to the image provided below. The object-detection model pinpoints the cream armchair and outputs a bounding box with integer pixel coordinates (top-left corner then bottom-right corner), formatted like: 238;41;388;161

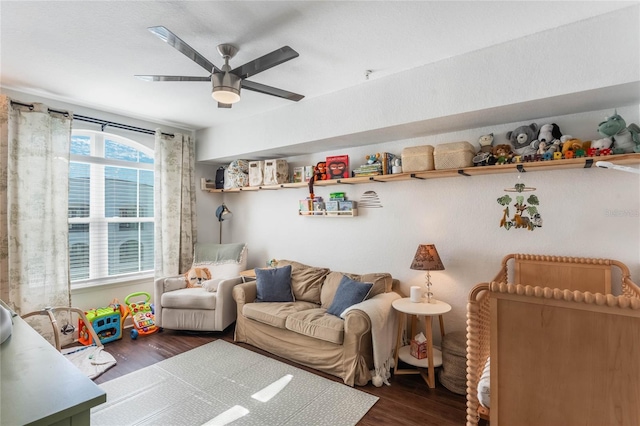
154;243;247;332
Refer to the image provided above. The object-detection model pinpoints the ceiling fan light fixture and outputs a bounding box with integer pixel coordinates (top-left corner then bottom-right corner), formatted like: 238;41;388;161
212;71;241;104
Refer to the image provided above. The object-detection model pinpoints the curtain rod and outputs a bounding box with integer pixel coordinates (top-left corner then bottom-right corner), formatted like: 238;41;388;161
9;100;174;138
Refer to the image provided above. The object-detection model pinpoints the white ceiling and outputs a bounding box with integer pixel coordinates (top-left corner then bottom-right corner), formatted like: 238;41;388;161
1;1;635;131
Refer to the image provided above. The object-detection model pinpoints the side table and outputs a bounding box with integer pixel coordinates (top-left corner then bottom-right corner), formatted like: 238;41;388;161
392;297;452;388
239;269;256;282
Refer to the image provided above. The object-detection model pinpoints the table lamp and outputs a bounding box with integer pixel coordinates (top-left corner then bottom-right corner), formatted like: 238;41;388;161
410;244;445;303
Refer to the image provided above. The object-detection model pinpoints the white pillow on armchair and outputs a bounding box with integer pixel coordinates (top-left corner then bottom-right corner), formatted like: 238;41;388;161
202;278;225;292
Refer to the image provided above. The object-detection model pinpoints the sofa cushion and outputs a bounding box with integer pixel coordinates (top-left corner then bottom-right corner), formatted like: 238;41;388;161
285;308;345;344
360;273;393;297
321;271;361;309
277;260;330;304
326;275;373;317
321;271;392;309
243;301;317;329
255;265;294;302
161;288;217;310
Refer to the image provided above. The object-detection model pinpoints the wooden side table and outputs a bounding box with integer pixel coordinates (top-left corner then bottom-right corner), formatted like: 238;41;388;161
239;269;256;280
392;297;452;388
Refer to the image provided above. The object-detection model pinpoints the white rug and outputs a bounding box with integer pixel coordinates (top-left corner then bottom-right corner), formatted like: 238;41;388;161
91;340;378;426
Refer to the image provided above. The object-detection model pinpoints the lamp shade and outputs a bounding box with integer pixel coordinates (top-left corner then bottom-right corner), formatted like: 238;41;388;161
215;203;233;222
410;244;445;271
212;71;241;104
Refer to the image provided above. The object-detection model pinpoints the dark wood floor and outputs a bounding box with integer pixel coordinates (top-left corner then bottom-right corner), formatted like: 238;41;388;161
94;326;468;425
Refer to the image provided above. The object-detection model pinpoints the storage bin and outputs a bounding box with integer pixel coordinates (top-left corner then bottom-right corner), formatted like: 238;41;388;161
248;161;264;186
437;330;467;395
263;159;289;185
433;141;476;170
401;145;435;172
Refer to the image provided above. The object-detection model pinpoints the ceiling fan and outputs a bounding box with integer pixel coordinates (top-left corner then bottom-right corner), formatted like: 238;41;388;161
135;26;304;108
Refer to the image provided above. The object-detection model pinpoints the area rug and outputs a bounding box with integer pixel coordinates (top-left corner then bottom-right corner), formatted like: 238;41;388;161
91;340;378;425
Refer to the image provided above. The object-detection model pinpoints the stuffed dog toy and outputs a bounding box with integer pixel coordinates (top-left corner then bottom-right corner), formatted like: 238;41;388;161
184;267;212;288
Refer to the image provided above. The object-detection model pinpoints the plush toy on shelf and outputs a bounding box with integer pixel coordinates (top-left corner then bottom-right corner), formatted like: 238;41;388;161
473;133;495;166
597;110;640;153
365;153;380;164
492;144;513;165
534;123;563;154
506;123;539;157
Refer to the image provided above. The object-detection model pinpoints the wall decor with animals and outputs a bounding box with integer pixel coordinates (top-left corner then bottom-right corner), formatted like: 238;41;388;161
497;181;542;231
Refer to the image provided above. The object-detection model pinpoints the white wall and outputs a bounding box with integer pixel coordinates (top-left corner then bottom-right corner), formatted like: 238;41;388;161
212;106;640;341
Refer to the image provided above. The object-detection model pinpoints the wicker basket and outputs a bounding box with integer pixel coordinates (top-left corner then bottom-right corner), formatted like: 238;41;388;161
401;145;435;172
438;330;467;395
434;141;476;170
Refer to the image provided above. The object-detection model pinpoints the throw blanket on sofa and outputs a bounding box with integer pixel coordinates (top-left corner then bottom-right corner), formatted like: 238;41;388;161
343;291;401;387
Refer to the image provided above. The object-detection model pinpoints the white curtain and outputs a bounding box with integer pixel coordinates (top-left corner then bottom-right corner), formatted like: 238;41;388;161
0;95;72;327
154;131;197;278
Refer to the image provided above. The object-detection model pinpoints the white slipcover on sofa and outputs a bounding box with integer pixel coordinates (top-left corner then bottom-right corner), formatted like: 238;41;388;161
154;243;247;332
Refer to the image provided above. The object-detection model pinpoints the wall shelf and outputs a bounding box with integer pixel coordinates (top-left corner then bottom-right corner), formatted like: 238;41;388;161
299;209;358;217
201;153;640;193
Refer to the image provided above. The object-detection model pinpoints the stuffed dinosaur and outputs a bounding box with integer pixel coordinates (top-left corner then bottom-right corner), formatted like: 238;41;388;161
597;110;640;153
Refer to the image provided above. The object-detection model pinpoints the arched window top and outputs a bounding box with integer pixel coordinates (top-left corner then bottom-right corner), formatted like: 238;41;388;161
71;130;154;164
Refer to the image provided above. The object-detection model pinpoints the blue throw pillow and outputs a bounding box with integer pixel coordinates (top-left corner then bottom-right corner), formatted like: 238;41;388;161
255;265;294;302
327;275;373;317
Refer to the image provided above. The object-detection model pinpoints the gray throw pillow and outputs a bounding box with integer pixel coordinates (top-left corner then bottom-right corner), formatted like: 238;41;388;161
255;265;294;302
326;275;373;317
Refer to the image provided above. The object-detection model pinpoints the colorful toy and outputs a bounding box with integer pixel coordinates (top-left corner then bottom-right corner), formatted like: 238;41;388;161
79;302;124;345
124;292;159;339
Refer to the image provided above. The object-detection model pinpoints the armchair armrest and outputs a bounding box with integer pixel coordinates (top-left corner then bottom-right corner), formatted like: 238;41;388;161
154;275;187;328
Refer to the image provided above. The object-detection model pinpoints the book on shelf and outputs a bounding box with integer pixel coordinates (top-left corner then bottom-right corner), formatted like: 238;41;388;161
326;155;349;179
378;152;397;175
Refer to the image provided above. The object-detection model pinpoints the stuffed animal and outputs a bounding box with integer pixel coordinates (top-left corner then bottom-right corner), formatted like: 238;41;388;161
315;161;328;180
366;154;380;164
478;133;494;153
534;123;563;153
184;267;212;288
492;144;513;165
506;123;539;157
560;135;584;154
597;110;640;153
590;137;613;150
473;133;494;166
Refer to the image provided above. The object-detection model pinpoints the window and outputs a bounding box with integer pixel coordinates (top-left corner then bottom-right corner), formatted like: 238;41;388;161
69;130;154;286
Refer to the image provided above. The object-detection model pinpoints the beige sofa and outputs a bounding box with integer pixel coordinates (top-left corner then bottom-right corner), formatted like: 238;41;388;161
232;259;399;386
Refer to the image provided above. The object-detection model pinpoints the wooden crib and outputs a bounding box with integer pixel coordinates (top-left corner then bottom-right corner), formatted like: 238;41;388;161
466;254;640;426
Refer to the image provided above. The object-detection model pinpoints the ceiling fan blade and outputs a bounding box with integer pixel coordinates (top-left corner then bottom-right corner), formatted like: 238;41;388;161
242;80;304;102
218;103;233;109
135;75;211;82
147;26;221;74
231;46;299;79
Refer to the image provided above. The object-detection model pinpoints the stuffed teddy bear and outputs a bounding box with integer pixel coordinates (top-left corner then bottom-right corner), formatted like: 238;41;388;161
184;267;212;288
506;123;539;157
597;110;640;153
